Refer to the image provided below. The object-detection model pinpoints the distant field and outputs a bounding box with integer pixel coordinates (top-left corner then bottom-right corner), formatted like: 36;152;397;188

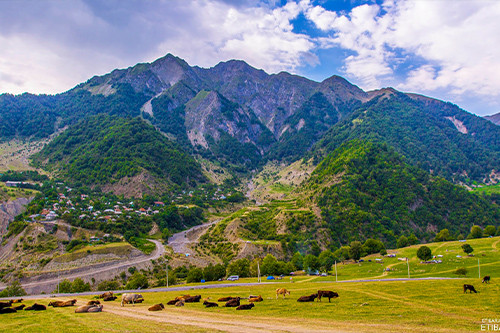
472;183;500;195
53;242;135;263
1;277;498;332
0;182;38;201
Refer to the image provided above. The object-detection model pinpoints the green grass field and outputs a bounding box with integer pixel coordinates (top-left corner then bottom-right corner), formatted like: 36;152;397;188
472;183;500;195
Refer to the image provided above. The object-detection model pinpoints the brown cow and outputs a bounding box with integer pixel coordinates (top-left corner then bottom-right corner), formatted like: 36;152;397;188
103;296;117;301
87;300;101;305
99;291;113;299
75;304;103;313
463;284;478;293
175;300;185;307
148;303;165;311
218;296;236;302
184;295;202;303
11;299;23;303
25;303;46;311
276;288;290;299
249;295;263;302
175;295;191;301
297;293;318;302
317;290;339;302
236;303;255;310
203;300;218;308
482;276;491;284
167;299;178;305
49;299;77;307
224;297;240;307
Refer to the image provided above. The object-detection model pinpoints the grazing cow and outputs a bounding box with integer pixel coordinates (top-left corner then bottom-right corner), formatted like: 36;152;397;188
175;295;191;301
49;299;77;307
121;293;144;306
103;296;117;301
297;294;318;302
317;290;339;302
276;288;290;299
99;291;113;299
87;305;103;312
249;295;263;302
236;303;255;310
224;297;241;307
25;303;46;311
184;295;202;303
0;307;16;314
463;284;478;293
87;300;101;305
13;304;25;310
482;276;491;284
218;296;236;302
167;299;178;305
11;299;23;303
175;300;185;307
203;300;218;308
0;300;13;309
148;303;165;311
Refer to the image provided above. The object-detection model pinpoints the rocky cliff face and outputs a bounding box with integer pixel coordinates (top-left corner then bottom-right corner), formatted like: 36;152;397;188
485;112;500;125
0;197;32;236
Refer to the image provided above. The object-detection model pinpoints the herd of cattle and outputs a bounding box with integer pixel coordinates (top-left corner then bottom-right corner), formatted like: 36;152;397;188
0;276;491;315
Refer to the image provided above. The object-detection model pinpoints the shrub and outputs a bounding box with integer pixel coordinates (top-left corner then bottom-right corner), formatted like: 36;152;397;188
348;241;363;261
468;225;483;239
484;225;496;237
125;272;149;289
396;235;409;248
186;267;203;283
0;281;27;297
461;244;474;255
454;267;468;276
97;280;121;291
417;246;432;261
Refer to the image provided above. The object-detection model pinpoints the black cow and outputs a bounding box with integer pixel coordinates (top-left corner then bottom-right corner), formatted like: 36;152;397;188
25;303;46;311
482;276;491;284
463;284;478;293
0;307;16;314
236;303;255;310
224;297;240;307
184;295;202;303
297;294;318;302
203;300;219;308
317;290;339;302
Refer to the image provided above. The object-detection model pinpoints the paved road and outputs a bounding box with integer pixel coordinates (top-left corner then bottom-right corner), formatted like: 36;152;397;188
168;220;220;254
13;239;165;291
3;276;463;300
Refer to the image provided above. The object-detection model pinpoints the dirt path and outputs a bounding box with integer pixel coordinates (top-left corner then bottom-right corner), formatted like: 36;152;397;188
103;302;346;333
15;239;165;291
168;220;220;254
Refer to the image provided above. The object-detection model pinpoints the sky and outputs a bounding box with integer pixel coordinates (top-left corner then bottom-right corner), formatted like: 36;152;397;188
0;0;499;117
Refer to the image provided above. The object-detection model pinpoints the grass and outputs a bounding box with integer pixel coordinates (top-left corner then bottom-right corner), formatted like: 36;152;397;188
1;278;497;332
53;243;135;263
0;182;38;201
130;238;156;255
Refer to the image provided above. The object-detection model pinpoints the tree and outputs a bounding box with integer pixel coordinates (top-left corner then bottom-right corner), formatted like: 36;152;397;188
461;244;474;255
318;250;335;272
71;278;91;293
434;229;451;242
348;241;363;261
408;234;419;245
0;281;27;297
227;258;250;277
97;280;120;291
362;239;385;254
484;225;497;237
468;225;483;239
126;272;149;289
303;254;320;272
417;246;432;261
290;252;303;270
56;279;73;293
397;235;409;248
261;255;278;276
186;267;204;283
333;246;350;262
249;258;262;277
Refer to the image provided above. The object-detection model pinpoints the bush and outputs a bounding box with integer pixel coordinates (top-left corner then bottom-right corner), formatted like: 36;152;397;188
417;246;432;261
227;258;251;277
396;235;409;248
0;281;27;297
454;267;468;276
348;241;363;261
468;225;483;239
97;280;121;291
461;244;474;255
186;267;203;283
434;229;452;242
71;278;91;293
484;225;496;237
125;272;149;289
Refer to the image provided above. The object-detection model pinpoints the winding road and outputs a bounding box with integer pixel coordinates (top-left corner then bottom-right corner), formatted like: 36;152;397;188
12;239;165;293
168;220;220;254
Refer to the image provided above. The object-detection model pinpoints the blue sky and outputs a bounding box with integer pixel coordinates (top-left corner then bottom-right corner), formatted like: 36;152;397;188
1;0;499;116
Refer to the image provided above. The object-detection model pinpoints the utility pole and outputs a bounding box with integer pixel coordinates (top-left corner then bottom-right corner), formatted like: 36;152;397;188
257;261;261;283
57;271;60;294
335;261;338;282
166;260;169;288
407;258;410;279
478;259;480;279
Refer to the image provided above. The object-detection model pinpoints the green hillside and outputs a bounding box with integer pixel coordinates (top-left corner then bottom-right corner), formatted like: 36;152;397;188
314;92;500;183
32;115;205;188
